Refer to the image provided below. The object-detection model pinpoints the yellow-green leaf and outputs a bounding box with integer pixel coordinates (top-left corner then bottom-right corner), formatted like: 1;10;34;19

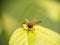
9;25;60;45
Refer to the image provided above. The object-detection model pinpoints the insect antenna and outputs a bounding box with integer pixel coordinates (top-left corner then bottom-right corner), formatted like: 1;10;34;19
35;21;42;25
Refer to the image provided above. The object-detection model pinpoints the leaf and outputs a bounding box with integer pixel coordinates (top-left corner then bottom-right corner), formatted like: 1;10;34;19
9;25;60;45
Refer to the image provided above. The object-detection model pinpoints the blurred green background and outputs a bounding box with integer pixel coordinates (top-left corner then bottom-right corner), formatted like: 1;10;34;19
0;0;60;45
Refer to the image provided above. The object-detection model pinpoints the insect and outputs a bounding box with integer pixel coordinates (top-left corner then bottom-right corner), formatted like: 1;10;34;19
25;18;36;28
22;18;42;32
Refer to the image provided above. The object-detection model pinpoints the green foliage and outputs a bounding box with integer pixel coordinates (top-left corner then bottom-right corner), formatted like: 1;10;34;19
0;0;60;45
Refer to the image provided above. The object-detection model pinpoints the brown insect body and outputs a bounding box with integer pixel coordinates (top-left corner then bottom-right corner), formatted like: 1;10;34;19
25;18;34;28
27;23;33;28
24;18;41;32
25;18;41;28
